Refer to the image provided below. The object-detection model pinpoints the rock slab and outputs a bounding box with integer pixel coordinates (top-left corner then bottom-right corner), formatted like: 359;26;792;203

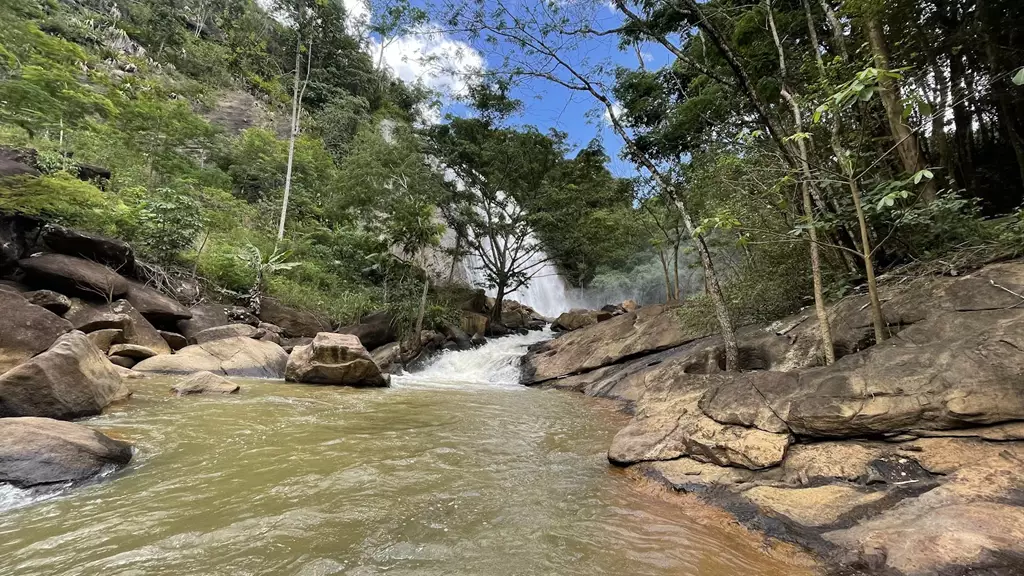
285;333;388;387
0;417;133;488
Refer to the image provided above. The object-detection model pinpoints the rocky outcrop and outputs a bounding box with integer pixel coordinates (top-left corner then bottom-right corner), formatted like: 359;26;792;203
171;371;240;395
522;303;713;384
189;323;262;344
0;331;129;419
0;417;133;488
108;343;158;360
124;280;191;325
285;333;388;387
39;223;134;271
176;303;230;341
460;311;488;337
537;260;1024;576
0;290;73;374
371;342;401;373
133;337;288;378
86;328;124;353
336;310;396;351
19;253;129;299
66;299;172;355
258;297;330;338
158;330;187;351
24;289;71;315
551;309;599;332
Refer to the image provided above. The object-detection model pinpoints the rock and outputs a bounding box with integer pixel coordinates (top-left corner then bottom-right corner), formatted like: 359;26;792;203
0;290;73;374
0;417;133;488
552;309;599;332
133;337;288;379
742;485;888;528
171;371;240;396
642;458;757;493
158;330;187;351
280;337;312;354
258;322;283;335
701;314;1024;438
124;280;191;324
824;452;1024;575
86;329;124;354
24;290;71;315
258;331;282;346
108;343;157;360
0;331;129;420
0;159;40;178
226;305;259;326
19;253;129;300
0;280;26;293
621;299;638;313
607;372;791;470
257;297;330;338
190;323;261;344
108;355;136;368
470;332;487;347
460;311;489;336
40;223;134;271
285;333;388;387
176;303;229;341
0;215;40;275
441;322;472;350
66;299;171;355
336;310;396;351
523;304;713;384
370;342;401;373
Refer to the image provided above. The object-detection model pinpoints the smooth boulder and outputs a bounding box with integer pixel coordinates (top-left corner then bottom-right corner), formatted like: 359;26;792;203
336;310;396;351
285;333;388;387
171;371;240;395
133;337;288;378
108;343;158;360
552;309;599;332
0;290;72;374
125;280;191;324
0;331;129;419
24;289;71;315
258;297;330;338
40;223;134;271
189;323;261;344
0;417;133;488
176;303;229;341
19;253;129;299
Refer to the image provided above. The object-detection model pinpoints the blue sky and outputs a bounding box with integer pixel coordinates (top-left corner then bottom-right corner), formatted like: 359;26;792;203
343;0;674;178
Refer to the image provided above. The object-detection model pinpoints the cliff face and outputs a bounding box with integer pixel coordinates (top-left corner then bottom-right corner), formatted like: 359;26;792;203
525;260;1024;575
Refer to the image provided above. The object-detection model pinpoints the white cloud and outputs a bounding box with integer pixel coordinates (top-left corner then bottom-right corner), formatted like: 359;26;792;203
368;25;484;99
341;0;371;33
603;102;625;126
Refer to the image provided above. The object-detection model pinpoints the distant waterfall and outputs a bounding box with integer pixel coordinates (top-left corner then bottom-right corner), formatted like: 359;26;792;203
459;241;574;318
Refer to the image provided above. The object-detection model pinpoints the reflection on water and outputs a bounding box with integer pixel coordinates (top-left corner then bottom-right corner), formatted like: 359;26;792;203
0;354;813;576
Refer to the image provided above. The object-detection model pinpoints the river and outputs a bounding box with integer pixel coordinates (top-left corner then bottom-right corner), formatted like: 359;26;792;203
0;333;812;576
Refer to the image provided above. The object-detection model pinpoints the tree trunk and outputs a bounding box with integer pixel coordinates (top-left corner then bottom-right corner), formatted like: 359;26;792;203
818;0;847;59
658;248;673;303
864;15;937;201
690;227;739;370
490;284;506;326
277;15;303;242
848;177;886;343
414;273;429;352
949;52;976;193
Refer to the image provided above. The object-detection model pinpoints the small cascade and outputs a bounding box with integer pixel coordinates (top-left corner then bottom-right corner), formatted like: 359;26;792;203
392;330;552;389
461;248;575;318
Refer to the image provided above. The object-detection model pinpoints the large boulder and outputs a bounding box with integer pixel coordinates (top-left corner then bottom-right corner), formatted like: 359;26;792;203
607;369;791;470
336;310;396;351
0;331;129;419
0;417;133;488
523;304;713;384
171;371;240;396
19;253;130;299
258;297;330;338
699;313;1024;439
40;223;134;271
285;333;388;387
0;290;73;374
133;337;288;379
176;303;230;341
460;311;489;336
552;309;599;332
158;330;187;351
24;290;71;315
124;280;191;325
189;323;261;344
66;299;171;355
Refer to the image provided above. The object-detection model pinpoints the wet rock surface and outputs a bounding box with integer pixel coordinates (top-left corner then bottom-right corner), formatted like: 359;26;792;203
0;417;133;488
133;337;288;378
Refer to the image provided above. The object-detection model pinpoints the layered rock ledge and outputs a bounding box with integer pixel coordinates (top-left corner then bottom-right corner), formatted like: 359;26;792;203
523;260;1024;575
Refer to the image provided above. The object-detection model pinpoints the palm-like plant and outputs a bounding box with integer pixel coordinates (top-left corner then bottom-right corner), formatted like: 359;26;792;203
237;242;301;314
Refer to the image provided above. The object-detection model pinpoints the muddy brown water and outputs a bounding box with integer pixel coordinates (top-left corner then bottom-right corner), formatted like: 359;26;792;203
0;338;814;576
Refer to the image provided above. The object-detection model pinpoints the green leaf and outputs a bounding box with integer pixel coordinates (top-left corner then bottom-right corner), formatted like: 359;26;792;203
1013;67;1024;86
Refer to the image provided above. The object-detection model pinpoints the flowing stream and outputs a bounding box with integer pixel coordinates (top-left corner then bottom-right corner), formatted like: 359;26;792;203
0;334;811;576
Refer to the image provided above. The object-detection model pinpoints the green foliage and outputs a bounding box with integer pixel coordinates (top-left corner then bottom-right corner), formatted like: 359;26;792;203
0;172;108;224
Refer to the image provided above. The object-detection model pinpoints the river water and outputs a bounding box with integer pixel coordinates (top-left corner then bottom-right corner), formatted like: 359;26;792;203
0;333;811;576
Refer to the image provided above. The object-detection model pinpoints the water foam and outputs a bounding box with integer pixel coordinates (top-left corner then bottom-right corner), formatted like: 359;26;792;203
393;330;552;390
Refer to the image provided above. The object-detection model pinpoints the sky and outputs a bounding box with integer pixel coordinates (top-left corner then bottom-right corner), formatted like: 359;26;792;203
339;0;674;178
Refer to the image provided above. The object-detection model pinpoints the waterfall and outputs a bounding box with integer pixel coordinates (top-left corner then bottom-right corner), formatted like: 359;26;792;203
392;330;552;389
459;244;574;318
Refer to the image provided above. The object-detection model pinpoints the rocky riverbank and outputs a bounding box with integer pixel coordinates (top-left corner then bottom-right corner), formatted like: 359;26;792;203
522;260;1024;576
0;215;546;493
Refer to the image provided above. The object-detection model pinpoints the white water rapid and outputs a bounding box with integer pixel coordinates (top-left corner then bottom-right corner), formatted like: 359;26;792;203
393;330;552;390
